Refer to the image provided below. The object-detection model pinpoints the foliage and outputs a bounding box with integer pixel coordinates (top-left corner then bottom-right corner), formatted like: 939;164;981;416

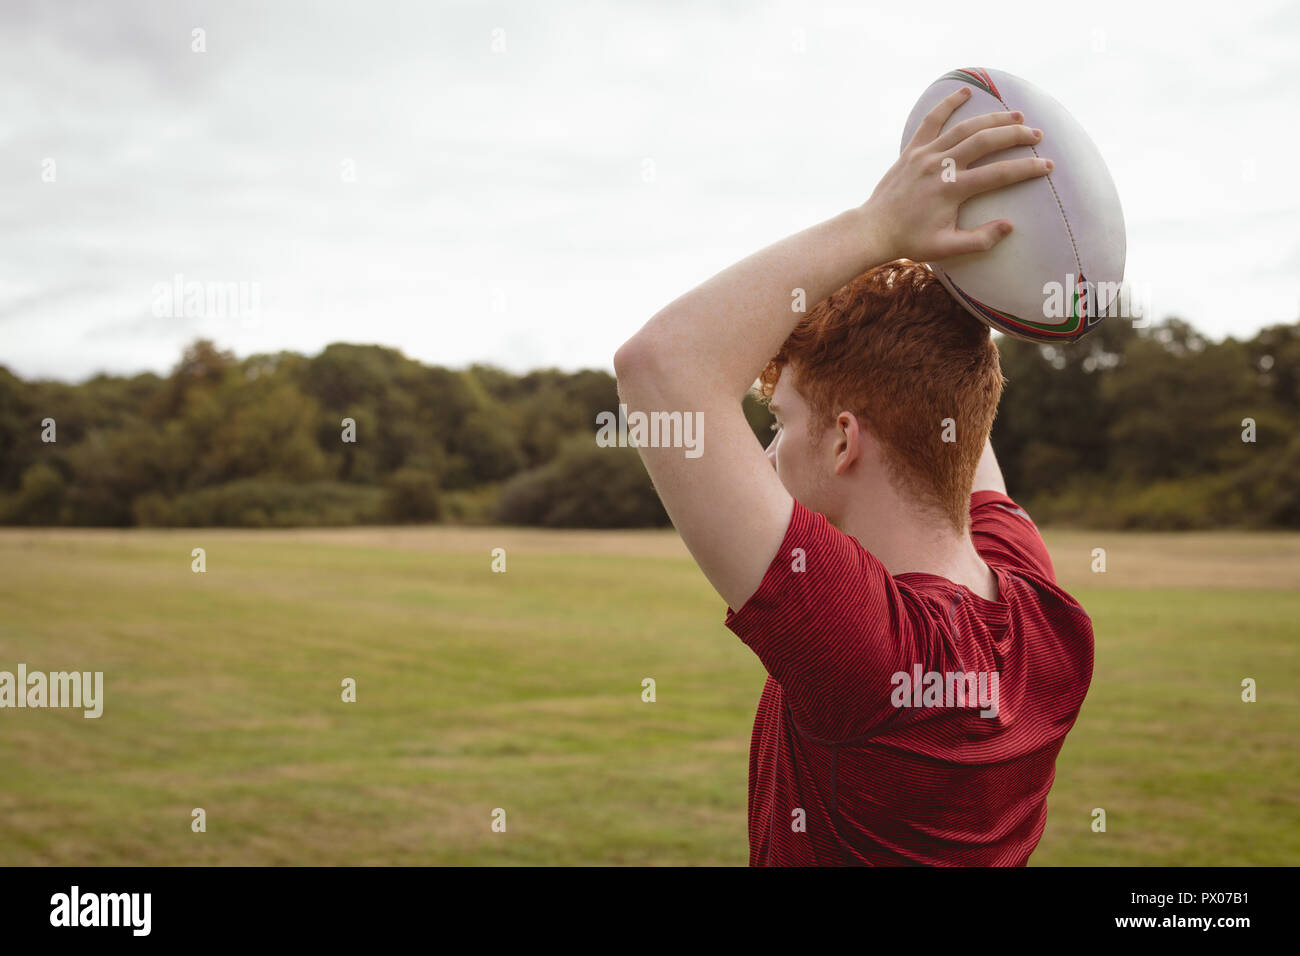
133;480;387;527
496;437;669;528
1;313;1296;528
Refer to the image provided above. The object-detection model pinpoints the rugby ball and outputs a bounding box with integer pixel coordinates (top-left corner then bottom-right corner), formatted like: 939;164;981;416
900;67;1126;342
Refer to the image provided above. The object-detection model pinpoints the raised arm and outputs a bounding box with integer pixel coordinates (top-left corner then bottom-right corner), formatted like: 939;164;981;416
972;436;1008;495
614;88;1049;610
613;209;887;610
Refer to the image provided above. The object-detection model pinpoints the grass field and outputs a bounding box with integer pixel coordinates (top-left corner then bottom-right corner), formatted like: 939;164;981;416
1;525;1297;866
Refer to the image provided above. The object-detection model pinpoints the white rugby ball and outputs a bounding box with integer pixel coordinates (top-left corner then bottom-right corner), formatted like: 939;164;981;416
900;67;1126;342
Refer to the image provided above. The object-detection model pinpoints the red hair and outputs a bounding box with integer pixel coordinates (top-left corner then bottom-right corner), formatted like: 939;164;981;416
759;261;1003;531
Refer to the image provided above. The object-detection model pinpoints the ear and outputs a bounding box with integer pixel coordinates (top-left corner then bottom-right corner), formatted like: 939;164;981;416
831;411;865;476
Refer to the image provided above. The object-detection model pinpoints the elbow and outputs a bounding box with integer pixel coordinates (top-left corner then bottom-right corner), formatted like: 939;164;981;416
613;336;659;395
616;334;728;408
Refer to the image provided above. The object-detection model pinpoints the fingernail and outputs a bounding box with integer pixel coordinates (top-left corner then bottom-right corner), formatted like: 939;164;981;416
1011;111;1023;121
1044;159;1054;171
1033;128;1042;139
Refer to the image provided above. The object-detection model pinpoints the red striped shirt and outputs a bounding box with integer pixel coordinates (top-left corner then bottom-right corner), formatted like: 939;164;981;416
724;491;1094;866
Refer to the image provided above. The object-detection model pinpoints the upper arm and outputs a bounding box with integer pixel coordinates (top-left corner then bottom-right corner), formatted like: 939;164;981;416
970;491;1056;582
614;344;793;611
969;441;1056;579
725;495;947;739
971;436;1007;496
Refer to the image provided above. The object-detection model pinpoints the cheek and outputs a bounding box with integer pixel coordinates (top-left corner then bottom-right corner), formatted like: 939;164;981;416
773;428;803;477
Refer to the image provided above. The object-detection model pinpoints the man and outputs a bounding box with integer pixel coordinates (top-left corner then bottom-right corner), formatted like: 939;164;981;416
614;88;1094;865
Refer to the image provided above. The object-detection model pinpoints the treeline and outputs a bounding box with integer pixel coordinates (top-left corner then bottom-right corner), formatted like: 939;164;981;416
992;317;1298;528
0;314;1296;529
0;341;664;528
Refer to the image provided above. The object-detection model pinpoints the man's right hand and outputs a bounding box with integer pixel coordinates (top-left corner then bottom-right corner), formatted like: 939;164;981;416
861;86;1053;263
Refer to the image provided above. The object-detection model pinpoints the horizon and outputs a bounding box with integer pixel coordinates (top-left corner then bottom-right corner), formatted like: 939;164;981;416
5;303;1278;387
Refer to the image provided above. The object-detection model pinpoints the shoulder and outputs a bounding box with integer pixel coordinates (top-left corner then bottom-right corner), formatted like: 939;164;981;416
969;490;1057;584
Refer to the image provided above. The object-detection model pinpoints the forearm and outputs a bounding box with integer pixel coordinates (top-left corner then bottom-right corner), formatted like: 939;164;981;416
615;205;892;401
616;91;1045;403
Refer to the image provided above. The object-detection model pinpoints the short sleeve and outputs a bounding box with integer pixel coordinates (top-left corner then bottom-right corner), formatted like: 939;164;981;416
723;498;943;741
970;491;1055;583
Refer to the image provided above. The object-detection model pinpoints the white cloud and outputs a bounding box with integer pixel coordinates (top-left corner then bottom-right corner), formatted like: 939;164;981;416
1;0;1297;381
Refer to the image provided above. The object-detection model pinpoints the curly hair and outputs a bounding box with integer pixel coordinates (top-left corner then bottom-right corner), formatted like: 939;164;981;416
758;260;1004;531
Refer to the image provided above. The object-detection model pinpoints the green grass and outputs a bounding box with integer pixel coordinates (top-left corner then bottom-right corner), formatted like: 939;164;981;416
0;527;1296;865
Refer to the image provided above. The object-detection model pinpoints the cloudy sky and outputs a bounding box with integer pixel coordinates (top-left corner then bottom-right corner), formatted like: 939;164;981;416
2;0;1297;382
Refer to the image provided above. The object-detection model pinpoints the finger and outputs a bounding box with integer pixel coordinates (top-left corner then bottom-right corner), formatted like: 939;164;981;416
906;87;972;150
932;110;1024;154
943;219;1015;258
949;124;1042;169
957;156;1053;198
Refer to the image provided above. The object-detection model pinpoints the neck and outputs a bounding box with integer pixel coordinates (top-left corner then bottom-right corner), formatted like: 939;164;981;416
834;481;994;595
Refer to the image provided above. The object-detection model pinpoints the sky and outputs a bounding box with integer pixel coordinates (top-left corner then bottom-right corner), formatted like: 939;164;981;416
2;0;1298;382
